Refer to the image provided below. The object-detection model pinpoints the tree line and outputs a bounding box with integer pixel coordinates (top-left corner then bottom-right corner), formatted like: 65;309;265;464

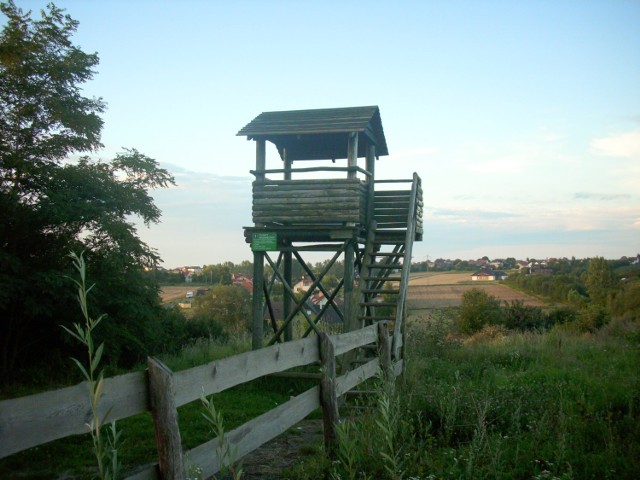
457;256;639;335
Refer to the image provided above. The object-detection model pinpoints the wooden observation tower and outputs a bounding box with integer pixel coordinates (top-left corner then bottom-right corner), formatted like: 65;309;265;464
238;106;422;361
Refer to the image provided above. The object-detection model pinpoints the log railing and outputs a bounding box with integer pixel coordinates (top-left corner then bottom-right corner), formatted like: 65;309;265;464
0;322;402;480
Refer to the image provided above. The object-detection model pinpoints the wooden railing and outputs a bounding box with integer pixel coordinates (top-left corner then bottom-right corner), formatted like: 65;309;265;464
0;322;402;479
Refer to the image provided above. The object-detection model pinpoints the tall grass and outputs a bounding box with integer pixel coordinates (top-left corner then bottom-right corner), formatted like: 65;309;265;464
62;252;121;480
289;309;640;479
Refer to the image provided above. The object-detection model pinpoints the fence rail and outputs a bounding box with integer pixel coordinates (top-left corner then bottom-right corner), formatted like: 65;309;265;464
0;322;401;479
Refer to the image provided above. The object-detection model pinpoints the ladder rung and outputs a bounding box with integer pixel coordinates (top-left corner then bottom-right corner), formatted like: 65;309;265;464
370;263;402;269
360;302;397;307
364;276;402;282
359;316;395;321
371;252;403;257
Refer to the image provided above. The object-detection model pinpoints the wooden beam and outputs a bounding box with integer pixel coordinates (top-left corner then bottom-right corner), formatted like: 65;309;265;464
347;132;358;180
366;143;376;225
147;358;185;480
377;322;392;383
319;333;339;453
255;139;266;181
284;246;293;342
252;252;264;350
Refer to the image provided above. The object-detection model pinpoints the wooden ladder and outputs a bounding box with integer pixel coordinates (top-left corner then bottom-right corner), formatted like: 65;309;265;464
356;173;421;359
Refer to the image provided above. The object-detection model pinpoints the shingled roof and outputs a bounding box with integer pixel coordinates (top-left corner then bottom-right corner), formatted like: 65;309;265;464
237;106;389;161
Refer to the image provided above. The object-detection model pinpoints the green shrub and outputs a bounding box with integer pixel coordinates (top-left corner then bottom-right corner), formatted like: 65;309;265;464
503;299;545;331
456;288;502;335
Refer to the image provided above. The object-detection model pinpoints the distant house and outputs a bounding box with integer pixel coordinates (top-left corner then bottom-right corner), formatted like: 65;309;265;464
293;275;314;294
264;297;343;324
232;273;253;293
471;268;508;281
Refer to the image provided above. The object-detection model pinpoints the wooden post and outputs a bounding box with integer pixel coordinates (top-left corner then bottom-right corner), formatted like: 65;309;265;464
283;248;293;342
147;357;185;480
347;132;358;179
343;240;355;332
255;139;266;181
252;138;267;350
283;149;293;342
377;322;392;382
252;252;264;350
366;143;376;226
283;147;292;181
319;332;339;454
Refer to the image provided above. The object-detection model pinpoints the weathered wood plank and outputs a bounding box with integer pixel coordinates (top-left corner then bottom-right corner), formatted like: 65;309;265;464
335;358;380;396
378;323;392;383
253;204;361;213
187;386;320;477
375;215;409;223
330;323;378;356
147;358;185;480
254;196;362;205
319;333;339;452
253;215;364;223
172;336;319;406
374;190;411;197
254;190;365;200
393;359;404;377
0;370;148;459
254;178;365;187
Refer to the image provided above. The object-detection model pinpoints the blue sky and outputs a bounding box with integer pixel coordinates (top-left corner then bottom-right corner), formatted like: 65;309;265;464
9;0;640;266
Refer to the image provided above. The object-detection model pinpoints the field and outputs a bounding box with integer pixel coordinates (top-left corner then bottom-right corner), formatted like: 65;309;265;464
407;271;546;309
160;285;198;304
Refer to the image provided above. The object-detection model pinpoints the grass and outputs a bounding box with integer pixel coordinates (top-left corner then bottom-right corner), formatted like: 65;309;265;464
3;309;639;479
287;310;640;480
0;334;316;479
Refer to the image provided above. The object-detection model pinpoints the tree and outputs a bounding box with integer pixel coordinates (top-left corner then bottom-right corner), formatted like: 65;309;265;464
193;284;251;334
457;288;502;335
585;257;617;306
0;2;175;377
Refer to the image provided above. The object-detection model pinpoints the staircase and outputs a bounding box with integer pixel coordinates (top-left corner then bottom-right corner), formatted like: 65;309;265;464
357;173;422;358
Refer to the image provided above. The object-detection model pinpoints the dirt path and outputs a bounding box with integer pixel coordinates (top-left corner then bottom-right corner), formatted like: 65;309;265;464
215;420;323;479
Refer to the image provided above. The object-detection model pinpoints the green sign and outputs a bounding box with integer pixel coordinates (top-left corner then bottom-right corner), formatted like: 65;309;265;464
251;232;277;251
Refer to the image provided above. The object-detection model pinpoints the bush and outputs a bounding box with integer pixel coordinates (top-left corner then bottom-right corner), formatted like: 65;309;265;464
456;288;502;335
503;300;545;331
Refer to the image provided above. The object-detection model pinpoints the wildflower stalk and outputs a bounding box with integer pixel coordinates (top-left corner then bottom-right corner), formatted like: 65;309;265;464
201;391;244;480
61;251;121;480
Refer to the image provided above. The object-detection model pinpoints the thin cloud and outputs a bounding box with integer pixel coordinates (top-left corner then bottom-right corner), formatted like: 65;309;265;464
591;129;640;160
574;192;632;201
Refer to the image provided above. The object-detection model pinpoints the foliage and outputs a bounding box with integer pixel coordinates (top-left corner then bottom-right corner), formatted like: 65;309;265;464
611;279;640;321
193;284;251;334
200;392;244;480
456;287;502;334
502;299;546;331
585;256;618;306
62;252;121;480
290;313;640;480
0;1;176;378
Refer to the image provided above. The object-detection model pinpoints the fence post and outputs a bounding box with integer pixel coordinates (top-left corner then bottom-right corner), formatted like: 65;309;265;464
147;357;185;480
319;332;339;453
378;322;393;382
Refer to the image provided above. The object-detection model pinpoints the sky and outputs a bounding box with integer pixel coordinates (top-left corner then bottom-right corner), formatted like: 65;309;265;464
8;0;640;267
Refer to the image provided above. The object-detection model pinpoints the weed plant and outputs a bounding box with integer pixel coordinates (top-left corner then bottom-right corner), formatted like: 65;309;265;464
200;391;244;479
288;309;640;479
62;252;121;480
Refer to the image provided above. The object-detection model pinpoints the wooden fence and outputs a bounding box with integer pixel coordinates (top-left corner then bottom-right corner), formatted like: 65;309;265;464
0;322;402;479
